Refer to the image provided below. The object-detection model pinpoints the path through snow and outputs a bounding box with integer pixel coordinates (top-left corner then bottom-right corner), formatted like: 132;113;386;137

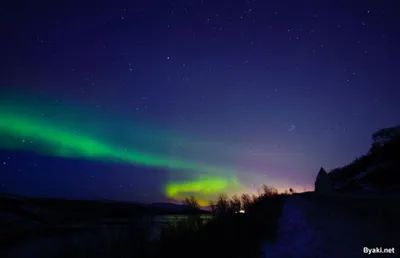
262;195;397;258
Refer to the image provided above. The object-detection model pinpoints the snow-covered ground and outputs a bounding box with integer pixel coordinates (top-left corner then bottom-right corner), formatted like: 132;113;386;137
333;162;395;192
262;195;398;258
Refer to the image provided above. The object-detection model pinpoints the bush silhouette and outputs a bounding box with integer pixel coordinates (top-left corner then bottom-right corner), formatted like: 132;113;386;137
209;200;217;216
215;193;230;215
229;195;242;213
183;196;200;213
158;185;285;258
241;193;252;212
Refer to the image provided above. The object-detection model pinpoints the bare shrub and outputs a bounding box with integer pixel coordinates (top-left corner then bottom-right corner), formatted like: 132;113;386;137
183;196;199;212
216;194;230;215
240;193;252;212
229;195;242;213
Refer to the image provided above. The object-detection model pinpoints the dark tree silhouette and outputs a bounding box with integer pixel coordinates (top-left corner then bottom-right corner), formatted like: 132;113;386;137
216;194;229;215
370;125;400;153
229;195;241;213
209;200;216;216
240;193;252;212
183;196;199;213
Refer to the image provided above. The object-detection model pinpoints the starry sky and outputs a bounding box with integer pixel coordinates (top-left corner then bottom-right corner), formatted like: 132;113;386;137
0;0;399;204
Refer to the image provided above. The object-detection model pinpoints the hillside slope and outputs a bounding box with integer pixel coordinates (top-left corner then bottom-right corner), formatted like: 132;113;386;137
328;124;400;193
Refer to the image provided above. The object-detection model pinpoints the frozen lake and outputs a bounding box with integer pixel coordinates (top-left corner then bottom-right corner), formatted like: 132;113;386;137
2;214;212;258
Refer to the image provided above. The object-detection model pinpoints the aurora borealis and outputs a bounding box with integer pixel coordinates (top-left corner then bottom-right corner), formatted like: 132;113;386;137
1;1;400;204
0;94;249;203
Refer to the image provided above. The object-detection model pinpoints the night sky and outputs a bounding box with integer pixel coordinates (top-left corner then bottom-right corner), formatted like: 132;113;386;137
0;0;399;204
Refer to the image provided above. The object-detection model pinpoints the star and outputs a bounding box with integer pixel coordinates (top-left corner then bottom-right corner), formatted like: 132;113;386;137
0;0;399;214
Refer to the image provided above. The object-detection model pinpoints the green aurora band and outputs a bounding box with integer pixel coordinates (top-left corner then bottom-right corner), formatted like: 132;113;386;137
165;176;241;206
0;94;249;203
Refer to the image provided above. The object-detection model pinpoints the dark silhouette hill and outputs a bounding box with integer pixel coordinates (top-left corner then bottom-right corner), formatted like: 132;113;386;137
328;124;400;194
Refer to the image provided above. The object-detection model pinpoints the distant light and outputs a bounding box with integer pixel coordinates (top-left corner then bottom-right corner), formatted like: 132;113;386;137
239;210;245;213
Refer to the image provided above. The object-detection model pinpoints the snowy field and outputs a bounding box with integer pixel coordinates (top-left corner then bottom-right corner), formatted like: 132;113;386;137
262;195;398;258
